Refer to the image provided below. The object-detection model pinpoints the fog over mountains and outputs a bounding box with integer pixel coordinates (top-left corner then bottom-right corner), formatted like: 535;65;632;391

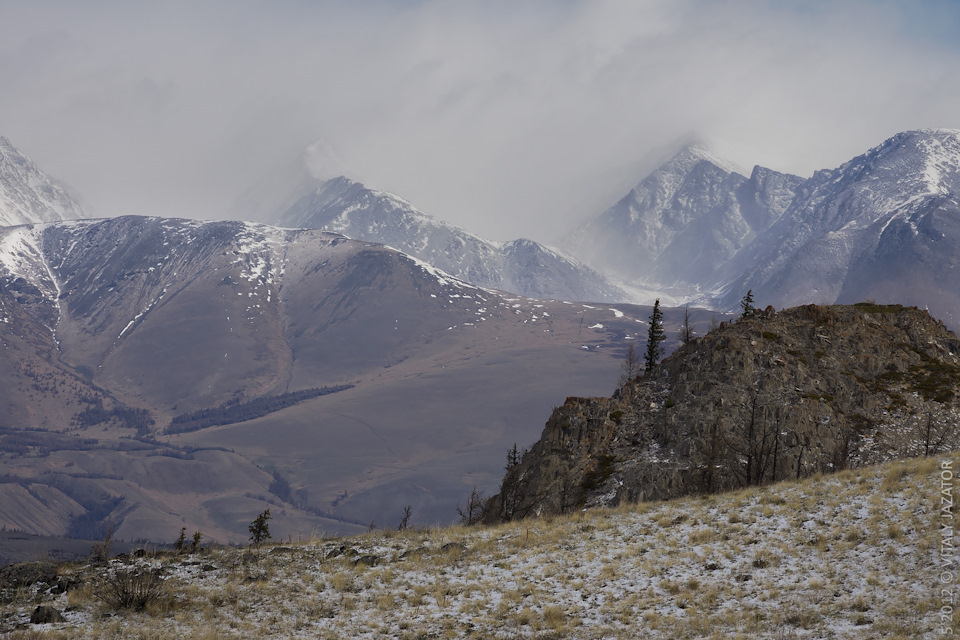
563;128;960;328
1;129;959;549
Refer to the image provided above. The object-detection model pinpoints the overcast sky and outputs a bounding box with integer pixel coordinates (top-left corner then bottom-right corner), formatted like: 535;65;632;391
2;0;959;242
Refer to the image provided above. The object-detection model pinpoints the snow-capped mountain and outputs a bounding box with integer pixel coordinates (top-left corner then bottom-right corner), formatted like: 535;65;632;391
720;129;960;327
560;143;804;290
563;129;960;329
274;176;625;302
0;137;87;227
0;215;663;542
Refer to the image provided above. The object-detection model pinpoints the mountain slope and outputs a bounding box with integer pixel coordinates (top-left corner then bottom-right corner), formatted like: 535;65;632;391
485;303;960;521
560;143;804;290
0;137;87;227
275;176;625;301
0;216;685;544
563;130;960;329
720;129;960;327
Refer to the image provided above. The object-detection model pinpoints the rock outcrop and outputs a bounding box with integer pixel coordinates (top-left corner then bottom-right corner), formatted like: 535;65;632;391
485;303;960;522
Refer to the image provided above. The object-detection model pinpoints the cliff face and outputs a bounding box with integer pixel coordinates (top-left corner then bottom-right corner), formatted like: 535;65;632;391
485;304;960;522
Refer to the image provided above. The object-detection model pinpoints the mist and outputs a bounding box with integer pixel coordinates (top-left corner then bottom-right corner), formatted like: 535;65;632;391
1;0;959;241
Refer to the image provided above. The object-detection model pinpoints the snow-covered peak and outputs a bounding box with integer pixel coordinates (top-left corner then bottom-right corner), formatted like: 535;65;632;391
793;128;960;235
271;176;624;301
0;137;87;227
664;141;746;177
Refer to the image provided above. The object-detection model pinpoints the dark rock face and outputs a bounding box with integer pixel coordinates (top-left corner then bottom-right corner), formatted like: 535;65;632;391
485;304;960;522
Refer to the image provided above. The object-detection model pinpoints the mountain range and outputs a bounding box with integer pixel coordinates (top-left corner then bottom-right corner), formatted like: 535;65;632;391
562;128;960;328
271;175;625;302
2;128;959;549
0;214;697;546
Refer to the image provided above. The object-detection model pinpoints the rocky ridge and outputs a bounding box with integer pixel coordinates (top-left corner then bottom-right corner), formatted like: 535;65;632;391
275;175;625;301
485;303;960;521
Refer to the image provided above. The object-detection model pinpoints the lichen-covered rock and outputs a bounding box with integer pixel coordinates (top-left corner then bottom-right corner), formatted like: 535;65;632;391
485;304;960;522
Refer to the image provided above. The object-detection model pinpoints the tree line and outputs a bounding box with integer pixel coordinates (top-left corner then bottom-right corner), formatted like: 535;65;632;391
166;385;354;434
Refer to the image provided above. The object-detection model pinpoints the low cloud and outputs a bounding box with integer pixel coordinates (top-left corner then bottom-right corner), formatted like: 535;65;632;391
1;0;959;241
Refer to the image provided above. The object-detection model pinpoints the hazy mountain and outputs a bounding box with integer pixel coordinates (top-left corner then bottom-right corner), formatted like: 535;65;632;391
560;143;804;290
0;137;87;227
274;176;626;302
0;216;695;544
563;130;960;329
720;129;960;327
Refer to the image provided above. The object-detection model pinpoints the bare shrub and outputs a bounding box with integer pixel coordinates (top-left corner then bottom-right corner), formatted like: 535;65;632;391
95;567;167;611
89;522;115;563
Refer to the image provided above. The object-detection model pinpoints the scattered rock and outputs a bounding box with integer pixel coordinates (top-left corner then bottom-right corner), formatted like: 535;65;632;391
440;542;466;555
269;546;293;555
399;547;425;560
325;545;358;560
354;555;380;567
30;605;65;624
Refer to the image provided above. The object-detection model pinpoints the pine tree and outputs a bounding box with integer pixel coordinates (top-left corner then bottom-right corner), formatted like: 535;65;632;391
644;299;665;373
248;509;271;548
740;290;755;318
677;304;695;345
506;443;521;470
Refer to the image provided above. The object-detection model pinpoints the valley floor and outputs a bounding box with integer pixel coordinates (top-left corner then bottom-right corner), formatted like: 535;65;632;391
2;454;955;639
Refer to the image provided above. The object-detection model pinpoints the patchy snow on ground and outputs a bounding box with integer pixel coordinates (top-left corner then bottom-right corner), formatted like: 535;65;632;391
3;453;952;639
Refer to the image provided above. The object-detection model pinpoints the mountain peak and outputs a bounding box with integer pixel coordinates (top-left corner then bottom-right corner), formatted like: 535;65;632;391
273;175;625;301
0;136;87;227
660;138;745;177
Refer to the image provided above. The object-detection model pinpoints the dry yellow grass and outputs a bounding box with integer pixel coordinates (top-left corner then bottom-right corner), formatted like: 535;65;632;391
1;452;955;638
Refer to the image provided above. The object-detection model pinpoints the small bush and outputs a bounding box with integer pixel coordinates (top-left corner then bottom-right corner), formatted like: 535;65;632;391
95;567;167;611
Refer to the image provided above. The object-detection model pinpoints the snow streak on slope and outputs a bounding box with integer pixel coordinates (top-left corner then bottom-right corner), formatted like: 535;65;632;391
0;226;52;294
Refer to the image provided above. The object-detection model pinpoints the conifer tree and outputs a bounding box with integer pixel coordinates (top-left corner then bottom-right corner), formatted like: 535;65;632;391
677;304;695;344
249;509;271;548
644;299;665;373
740;290;755;318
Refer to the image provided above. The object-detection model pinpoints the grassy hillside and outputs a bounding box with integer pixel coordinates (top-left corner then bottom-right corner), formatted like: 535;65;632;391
2;453;954;639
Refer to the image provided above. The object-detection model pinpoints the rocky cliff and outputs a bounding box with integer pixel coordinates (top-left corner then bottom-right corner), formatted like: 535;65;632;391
484;303;960;521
